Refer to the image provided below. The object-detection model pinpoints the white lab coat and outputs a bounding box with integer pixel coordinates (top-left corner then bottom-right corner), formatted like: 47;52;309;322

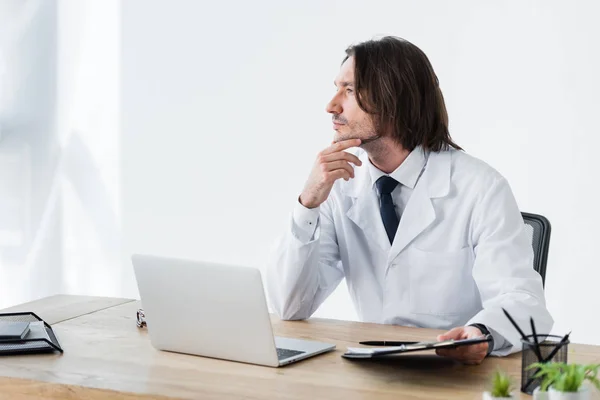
266;147;553;356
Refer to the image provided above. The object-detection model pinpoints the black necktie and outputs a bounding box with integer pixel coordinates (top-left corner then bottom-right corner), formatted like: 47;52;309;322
376;176;400;244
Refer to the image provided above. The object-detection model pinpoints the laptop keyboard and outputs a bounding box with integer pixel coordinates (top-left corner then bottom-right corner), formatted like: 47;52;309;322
276;347;305;360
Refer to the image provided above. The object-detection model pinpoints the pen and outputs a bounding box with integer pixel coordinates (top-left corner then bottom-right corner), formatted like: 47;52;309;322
530;317;543;362
502;308;529;343
359;341;418;346
542;331;571;363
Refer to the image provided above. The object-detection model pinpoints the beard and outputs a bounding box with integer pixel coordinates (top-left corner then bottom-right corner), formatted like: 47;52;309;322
333;118;383;145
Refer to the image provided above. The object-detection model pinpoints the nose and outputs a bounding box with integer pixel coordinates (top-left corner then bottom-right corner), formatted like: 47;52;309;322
326;93;342;115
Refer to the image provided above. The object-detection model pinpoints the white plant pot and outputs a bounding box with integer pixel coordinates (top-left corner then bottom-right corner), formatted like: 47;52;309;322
482;392;514;400
533;386;550;400
548;385;590;400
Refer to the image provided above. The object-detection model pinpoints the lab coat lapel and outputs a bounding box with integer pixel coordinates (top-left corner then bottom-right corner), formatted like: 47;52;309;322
387;174;435;264
344;152;391;252
388;150;452;265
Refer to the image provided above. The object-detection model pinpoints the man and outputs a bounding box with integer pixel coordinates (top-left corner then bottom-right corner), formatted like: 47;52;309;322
266;36;552;364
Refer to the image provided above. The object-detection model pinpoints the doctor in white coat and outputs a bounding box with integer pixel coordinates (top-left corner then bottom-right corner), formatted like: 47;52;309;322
266;36;553;364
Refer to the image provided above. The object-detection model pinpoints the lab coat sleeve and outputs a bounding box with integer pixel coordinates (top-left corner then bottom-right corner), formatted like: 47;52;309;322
290;198;320;243
466;175;553;356
265;197;344;320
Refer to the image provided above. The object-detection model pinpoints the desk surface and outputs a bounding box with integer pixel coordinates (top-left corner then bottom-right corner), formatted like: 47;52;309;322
0;295;599;400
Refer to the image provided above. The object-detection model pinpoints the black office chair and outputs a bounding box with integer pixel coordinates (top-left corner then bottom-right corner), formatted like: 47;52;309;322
521;212;551;287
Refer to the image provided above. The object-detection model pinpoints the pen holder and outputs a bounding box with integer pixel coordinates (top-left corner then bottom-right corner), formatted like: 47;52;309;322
520;334;569;395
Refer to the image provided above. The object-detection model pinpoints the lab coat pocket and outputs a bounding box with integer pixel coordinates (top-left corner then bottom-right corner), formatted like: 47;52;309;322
408;247;473;316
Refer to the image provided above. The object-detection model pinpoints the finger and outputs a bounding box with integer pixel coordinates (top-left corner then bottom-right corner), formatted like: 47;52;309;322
436;350;469;362
459;348;482;359
436;347;467;358
437;343;482;359
461;352;487;364
436;349;451;357
324;169;352;183
437;327;465;341
321;151;363;166
475;343;488;353
321;161;355;178
322;139;362;155
437;348;486;364
454;344;485;357
461;343;487;354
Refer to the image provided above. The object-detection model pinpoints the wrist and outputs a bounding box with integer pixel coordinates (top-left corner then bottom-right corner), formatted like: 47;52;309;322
299;193;319;209
469;323;494;356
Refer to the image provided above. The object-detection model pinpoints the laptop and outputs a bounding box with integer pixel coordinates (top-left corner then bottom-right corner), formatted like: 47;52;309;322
131;254;336;367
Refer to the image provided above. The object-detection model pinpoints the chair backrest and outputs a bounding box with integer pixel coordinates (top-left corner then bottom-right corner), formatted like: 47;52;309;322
521;212;551;287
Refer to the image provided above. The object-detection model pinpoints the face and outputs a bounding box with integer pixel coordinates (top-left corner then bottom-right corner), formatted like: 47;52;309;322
327;57;379;144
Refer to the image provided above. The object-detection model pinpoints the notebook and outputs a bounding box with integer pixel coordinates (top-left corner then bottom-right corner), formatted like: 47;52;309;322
0;321;30;340
342;335;492;359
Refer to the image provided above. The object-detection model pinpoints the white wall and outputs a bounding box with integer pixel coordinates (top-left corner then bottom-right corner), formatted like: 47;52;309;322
118;0;600;345
0;0;61;307
0;0;121;308
56;0;122;297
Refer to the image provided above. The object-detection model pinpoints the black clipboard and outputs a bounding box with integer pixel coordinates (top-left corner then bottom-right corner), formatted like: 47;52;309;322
342;335;492;359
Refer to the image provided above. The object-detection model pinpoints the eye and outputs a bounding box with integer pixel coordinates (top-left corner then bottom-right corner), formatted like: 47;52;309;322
346;88;354;94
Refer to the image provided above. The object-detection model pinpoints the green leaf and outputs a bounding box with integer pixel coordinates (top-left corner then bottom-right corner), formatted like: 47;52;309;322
536;362;600;392
490;369;513;398
587;376;600;390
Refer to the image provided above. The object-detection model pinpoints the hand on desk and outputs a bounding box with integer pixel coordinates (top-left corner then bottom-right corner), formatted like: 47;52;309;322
435;326;489;365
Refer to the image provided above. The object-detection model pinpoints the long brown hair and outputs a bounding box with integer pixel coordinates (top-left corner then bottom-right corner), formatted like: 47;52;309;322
344;36;461;152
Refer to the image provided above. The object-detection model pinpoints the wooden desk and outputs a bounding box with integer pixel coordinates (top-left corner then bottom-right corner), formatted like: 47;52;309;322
0;295;135;325
0;296;598;399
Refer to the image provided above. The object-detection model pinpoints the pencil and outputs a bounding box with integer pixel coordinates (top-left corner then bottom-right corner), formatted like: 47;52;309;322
502;308;529;343
530;317;543;362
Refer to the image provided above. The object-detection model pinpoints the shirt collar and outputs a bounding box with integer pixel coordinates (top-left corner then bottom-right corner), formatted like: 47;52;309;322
367;146;428;190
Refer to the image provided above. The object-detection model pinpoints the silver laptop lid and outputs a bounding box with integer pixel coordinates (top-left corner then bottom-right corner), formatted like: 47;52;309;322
132;254;280;367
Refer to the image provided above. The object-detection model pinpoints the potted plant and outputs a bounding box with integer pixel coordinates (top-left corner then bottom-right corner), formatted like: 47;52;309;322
528;362;600;400
483;369;515;399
